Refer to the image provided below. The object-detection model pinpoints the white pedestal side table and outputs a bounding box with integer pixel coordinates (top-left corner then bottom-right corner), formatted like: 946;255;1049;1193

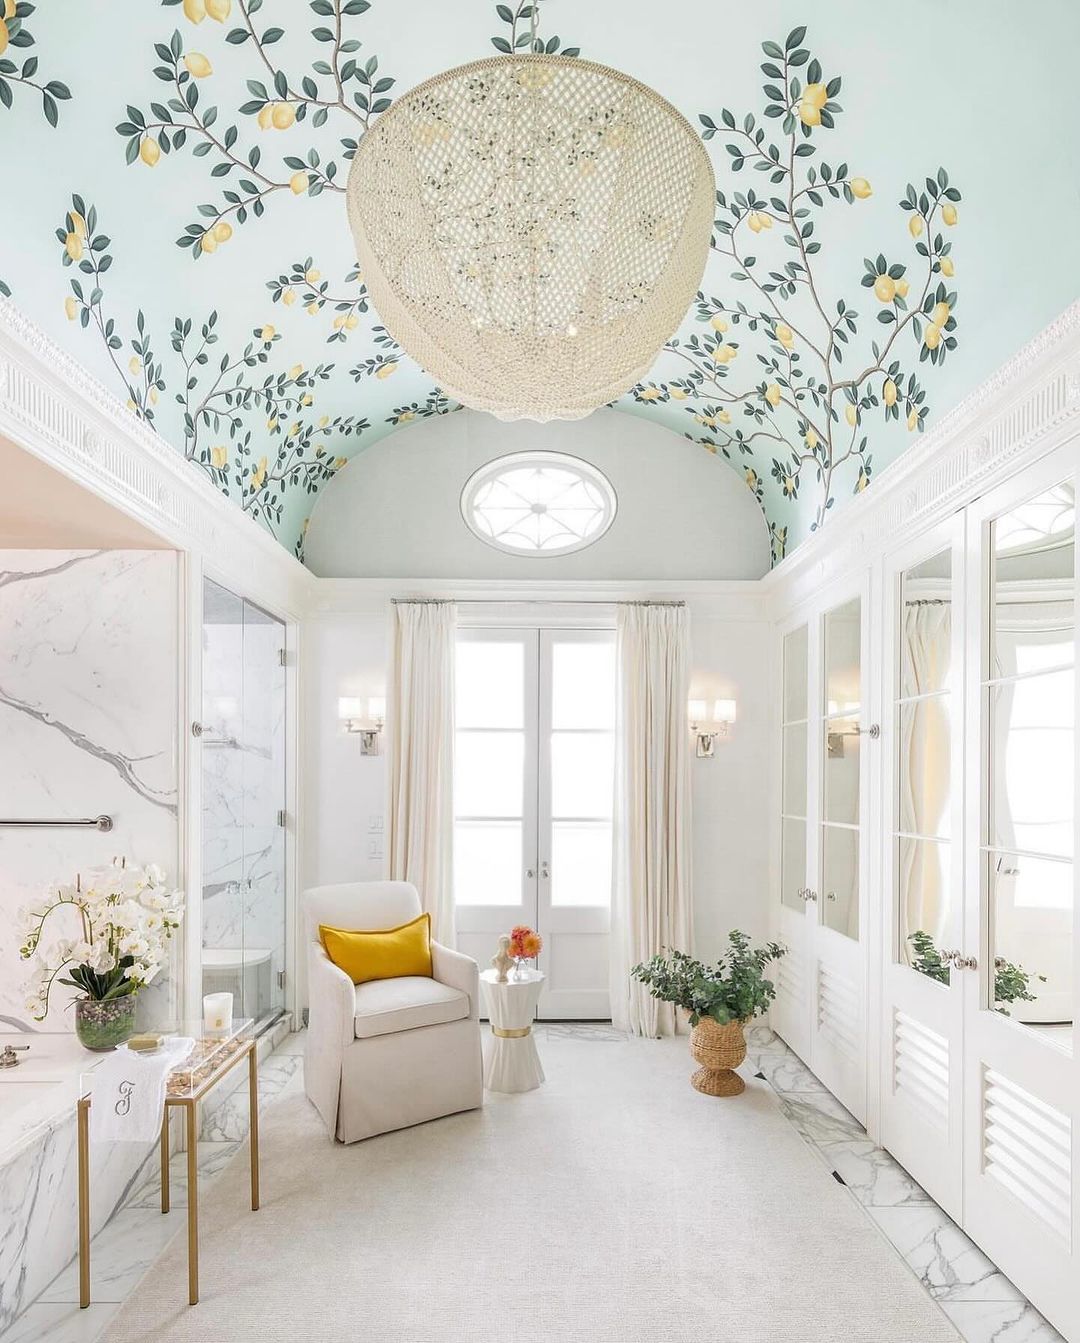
480;968;545;1093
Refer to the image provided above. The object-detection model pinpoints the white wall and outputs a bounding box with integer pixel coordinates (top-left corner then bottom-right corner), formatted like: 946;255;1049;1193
303;409;771;581
301;592;771;1003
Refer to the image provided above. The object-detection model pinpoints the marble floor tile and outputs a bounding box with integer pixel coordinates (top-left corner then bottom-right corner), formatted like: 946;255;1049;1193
0;1301;118;1343
818;1135;935;1207
869;1206;1026;1302
274;1028;307;1055
37;1207;184;1304
775;1090;865;1146
754;1048;829;1094
124;1141;241;1210
939;1299;1067;1342
537;1022;626;1042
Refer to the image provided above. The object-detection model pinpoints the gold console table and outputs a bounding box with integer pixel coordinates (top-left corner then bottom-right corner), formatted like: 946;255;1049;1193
77;1020;259;1307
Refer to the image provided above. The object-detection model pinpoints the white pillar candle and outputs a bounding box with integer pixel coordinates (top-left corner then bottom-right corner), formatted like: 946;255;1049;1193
203;991;233;1035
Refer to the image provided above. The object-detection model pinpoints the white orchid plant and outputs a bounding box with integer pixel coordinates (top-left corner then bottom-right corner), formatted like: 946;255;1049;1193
19;858;184;1021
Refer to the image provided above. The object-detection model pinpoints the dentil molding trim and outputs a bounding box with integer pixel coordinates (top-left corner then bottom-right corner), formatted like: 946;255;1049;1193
0;300;315;618
763;299;1080;615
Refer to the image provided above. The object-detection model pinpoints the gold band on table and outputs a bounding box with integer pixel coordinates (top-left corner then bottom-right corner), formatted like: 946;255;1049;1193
492;1025;531;1039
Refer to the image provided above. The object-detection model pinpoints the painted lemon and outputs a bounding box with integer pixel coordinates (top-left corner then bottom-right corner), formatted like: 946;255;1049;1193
64;232;83;261
883;378;898;407
257;104;273;130
907;409;919;431
332;314;346;330
69;211;87;239
931;301;950;327
908;214;924;239
712;344;736;364
803;82;828;110
710;315;728;333
939;256;955;277
895;278;910;299
139;137;161;167
64;295;78;320
200;230;217;254
805;428;818;449
305;268;321;283
184;53;213;77
266;417;277;431
942;203;958;226
375;361;399;379
764;383;781;408
205;0;230;20
306;302;319;316
670;387;687;400
271;102;295;130
776;323;794;349
845;403;859;427
924;323;942;350
213;221;232;243
290;171;308;195
798;100;821;127
282;288;297;307
850;177;872;199
129;356;142;375
873;275;897;303
182;0;206;22
210;445;228;468
260;324;275;341
288;363;304;380
345;313;359;330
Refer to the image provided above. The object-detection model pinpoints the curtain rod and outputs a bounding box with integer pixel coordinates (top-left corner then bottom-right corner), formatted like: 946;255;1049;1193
391;598;685;607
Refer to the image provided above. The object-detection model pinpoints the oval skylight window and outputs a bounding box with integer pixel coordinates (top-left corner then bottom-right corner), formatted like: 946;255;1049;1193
461;452;617;556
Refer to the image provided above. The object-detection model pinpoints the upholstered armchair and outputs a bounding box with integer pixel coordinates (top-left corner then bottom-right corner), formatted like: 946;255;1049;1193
302;881;483;1143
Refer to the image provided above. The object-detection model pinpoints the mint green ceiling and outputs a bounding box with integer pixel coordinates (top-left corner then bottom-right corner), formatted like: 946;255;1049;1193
1;0;1077;564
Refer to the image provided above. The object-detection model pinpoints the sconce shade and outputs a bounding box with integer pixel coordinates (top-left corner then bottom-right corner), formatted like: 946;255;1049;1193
368;696;386;723
714;698;737;725
339;697;363;721
688;699;707;724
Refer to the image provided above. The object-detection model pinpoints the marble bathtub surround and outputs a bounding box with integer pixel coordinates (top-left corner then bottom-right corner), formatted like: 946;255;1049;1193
0;550;180;1035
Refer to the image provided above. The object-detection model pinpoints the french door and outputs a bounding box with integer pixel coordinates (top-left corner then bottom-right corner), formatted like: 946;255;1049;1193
453;626;615;1018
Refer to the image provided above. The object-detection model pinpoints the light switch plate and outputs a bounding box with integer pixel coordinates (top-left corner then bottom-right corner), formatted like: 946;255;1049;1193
368;814;384;832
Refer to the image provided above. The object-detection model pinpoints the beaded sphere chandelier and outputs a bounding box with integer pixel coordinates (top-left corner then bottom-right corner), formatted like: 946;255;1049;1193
346;52;715;422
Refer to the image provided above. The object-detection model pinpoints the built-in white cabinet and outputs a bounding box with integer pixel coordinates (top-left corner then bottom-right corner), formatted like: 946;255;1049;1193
773;587;870;1123
773;442;1080;1340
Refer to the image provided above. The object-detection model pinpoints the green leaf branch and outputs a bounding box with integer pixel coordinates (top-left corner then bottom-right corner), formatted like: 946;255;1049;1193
0;2;72;124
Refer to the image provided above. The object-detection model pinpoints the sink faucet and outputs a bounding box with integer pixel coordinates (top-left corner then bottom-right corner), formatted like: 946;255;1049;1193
0;1044;30;1068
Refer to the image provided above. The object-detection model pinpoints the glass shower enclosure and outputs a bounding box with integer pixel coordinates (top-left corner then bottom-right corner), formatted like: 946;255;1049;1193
200;579;287;1034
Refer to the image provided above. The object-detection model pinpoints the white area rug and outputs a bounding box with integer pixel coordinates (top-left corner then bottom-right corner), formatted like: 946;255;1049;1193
110;1033;958;1342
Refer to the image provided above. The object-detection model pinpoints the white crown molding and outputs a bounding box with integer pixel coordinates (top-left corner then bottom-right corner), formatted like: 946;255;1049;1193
762;299;1080;616
0;300;315;619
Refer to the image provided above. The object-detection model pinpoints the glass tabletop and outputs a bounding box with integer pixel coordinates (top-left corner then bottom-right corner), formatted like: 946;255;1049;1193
79;1018;255;1101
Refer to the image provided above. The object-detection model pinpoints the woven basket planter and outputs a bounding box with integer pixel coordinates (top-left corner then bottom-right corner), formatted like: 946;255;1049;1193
689;1017;747;1097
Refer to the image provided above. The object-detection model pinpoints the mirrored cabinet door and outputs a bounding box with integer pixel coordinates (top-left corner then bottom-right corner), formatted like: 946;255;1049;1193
781;625;810;914
821;599;861;940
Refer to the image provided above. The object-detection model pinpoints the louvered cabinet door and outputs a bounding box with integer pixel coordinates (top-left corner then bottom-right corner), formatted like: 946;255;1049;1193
959;448;1080;1342
878;522;965;1220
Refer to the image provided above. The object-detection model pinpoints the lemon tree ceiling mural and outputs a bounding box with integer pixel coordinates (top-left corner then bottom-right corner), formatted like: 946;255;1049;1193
1;0;1077;565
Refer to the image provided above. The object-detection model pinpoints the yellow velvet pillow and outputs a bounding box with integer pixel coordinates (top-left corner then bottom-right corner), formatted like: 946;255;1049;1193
320;912;432;985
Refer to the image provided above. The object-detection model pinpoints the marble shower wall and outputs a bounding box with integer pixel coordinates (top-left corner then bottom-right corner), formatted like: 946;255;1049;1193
0;550;180;1031
200;590;286;1025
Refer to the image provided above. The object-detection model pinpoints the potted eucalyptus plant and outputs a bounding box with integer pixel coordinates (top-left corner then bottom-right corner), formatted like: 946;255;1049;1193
632;931;785;1096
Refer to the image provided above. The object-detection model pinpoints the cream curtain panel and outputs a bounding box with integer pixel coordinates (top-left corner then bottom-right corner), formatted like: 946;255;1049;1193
387;601;457;945
611;603;693;1037
899;600;951;942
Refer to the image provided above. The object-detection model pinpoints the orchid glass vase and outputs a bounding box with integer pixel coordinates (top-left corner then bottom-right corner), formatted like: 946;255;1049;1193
75;996;138;1052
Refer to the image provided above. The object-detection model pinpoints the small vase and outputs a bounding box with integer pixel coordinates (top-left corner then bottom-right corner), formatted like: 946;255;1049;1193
75;996;138;1052
689;1017;747;1097
510;956;531;982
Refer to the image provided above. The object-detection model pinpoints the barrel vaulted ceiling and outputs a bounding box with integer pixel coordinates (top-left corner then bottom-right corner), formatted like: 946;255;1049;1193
1;1;1077;564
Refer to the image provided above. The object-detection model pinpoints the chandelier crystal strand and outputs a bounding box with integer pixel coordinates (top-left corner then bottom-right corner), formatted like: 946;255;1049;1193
346;54;715;422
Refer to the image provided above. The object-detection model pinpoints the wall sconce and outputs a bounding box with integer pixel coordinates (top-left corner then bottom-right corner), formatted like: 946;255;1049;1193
339;696;386;755
688;698;737;758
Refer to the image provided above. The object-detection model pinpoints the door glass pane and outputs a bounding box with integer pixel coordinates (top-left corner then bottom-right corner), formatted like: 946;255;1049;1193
782;722;807;816
992;483;1074;675
824;720;860;825
456;641;524;728
898;837;952;981
990;852;1072;1031
551;821;612;907
781;817;807;912
990;670;1074;859
824;600;861;711
822;826;859;938
454;821;522;906
901;551;952;697
454;731;523;816
898;699;952;840
551;733;614;818
552;642;616;729
784;626;808;721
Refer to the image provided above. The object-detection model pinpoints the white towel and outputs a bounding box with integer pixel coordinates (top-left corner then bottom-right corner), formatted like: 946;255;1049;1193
89;1036;195;1143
